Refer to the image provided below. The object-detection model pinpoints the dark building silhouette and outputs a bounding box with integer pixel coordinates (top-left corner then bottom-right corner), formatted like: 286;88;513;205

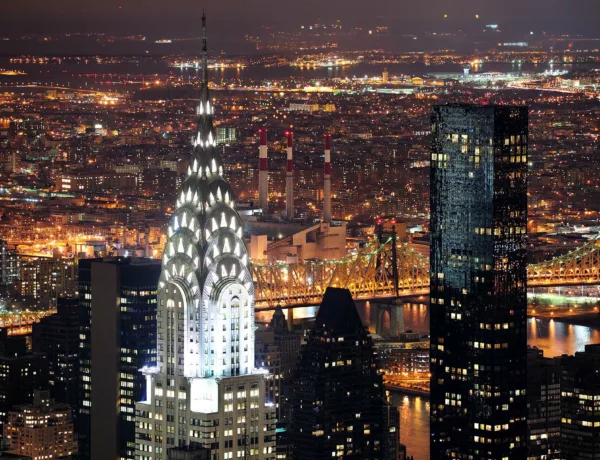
429;104;528;459
560;344;600;460
33;297;80;413
77;257;160;460
290;287;386;460
0;330;48;436
527;348;561;459
382;401;402;460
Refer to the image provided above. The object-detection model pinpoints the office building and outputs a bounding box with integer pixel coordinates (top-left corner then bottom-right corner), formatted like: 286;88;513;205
527;348;561;460
255;306;301;422
32;297;80;412
0;238;20;286
560;344;600;460
8;118;45;138
78;257;160;460
0;330;48;434
3;389;77;459
290;287;386;460
216;127;237;144
134;15;276;460
255;307;301;460
429;104;529;459
19;255;77;306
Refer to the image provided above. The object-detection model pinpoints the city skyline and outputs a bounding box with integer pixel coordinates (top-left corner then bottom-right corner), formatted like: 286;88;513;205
1;4;600;460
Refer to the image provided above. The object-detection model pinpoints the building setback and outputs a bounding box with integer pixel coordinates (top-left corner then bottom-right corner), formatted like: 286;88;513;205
77;257;160;460
429;104;528;459
290;287;390;460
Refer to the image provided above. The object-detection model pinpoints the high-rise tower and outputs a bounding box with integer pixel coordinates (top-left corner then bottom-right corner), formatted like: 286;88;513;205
135;15;276;460
290;288;387;460
429;104;528;459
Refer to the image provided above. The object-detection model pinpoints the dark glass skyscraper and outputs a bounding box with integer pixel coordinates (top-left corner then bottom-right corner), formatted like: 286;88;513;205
429;104;528;459
290;287;386;460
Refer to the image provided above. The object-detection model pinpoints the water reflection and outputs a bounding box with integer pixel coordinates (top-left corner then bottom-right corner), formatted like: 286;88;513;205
527;318;600;357
390;393;430;460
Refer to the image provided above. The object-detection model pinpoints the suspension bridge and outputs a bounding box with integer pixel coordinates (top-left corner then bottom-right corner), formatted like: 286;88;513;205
252;235;600;310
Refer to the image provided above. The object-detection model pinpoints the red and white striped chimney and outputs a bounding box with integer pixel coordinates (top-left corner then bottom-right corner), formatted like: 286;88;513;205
258;129;268;211
323;134;332;224
285;131;294;219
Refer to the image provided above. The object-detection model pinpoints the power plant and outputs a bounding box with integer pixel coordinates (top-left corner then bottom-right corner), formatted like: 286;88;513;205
243;129;346;264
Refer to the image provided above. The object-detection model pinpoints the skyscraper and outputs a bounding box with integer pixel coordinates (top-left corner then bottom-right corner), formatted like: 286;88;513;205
290;287;387;460
429;104;528;459
560;344;600;460
33;297;80;412
78;257;161;460
527;348;561;459
134;15;276;460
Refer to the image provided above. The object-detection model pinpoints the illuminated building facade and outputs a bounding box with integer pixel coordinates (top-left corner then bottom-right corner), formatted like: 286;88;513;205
19;255;77;305
290;287;386;460
135;15;276;460
0;238;20;286
77;257;160;460
3;390;78;460
216;127;237;144
430;104;528;459
57;171;138;193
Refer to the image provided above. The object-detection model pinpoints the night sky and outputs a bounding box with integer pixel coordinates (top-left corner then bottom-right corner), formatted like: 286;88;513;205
3;0;600;36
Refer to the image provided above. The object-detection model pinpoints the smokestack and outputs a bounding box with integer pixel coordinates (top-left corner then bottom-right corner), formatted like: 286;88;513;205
258;129;268;211
323;134;332;224
285;131;294;219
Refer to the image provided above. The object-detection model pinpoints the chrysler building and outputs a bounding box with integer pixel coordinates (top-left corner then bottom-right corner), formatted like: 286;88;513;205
135;14;276;460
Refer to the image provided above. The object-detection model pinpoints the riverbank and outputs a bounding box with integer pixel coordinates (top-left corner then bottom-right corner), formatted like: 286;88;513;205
530;311;600;328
